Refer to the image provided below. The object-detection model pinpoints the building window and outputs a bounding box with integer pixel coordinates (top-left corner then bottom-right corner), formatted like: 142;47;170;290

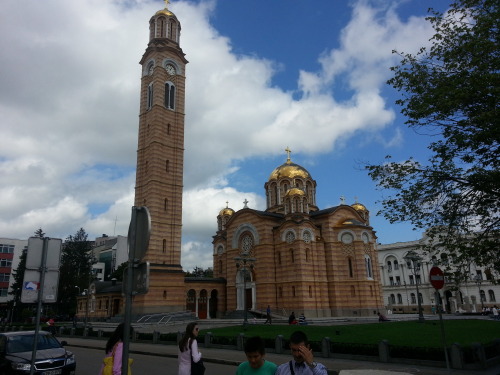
411;293;416;304
488;290;496;302
397;294;403;304
0;273;10;282
387;261;392;272
351;286;356;297
167;123;171;135
389;277;394;286
0;244;15;253
165;82;175;110
0;259;12;267
240;234;253;253
305;249;310;262
394;261;399;270
147;83;153;109
292;286;296;297
277;252;281;265
365;255;373;278
162;239;166;253
390;294;395;304
290;249;295;263
165;160;169;172
409;275;415;285
395;276;401;285
285;231;295;243
308;286;312;298
279;287;283;298
348;258;353;278
480;290;486;302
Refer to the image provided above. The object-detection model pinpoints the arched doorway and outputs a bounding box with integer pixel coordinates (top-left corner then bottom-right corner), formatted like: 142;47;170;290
209;289;218;319
186;289;196;314
236;269;255;311
444;290;453;313
198;289;208;319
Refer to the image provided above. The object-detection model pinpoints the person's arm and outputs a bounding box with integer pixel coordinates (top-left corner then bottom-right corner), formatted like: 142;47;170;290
112;342;123;375
191;339;202;362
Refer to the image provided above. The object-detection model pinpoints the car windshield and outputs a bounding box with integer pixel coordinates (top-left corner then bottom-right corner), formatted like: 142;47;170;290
7;334;61;353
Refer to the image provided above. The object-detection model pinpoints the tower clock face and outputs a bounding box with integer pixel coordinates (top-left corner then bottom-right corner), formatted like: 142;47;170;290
165;64;176;75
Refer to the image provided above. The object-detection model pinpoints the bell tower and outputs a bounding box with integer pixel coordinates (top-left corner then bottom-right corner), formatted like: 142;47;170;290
133;0;188;313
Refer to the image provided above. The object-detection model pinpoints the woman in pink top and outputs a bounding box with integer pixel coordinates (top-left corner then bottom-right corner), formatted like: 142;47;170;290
99;323;126;375
178;322;202;375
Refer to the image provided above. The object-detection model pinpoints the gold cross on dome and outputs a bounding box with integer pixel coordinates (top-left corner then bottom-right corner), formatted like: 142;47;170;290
164;0;170;8
285;146;292;162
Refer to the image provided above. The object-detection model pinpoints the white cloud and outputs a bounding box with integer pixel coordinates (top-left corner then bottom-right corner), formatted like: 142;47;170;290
0;0;433;270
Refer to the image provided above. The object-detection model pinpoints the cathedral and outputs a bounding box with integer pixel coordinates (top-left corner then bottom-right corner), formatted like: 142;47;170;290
129;1;384;318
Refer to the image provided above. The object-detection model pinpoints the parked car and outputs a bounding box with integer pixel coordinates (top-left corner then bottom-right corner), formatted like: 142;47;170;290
0;331;76;375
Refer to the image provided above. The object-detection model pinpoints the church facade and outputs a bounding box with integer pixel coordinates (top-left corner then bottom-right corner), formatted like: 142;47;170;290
211;151;384;318
131;2;384;318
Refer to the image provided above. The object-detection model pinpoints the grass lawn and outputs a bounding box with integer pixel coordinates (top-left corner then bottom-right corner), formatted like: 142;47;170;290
202;320;499;348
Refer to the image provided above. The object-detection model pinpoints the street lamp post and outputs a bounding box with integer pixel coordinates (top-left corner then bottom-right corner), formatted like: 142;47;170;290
404;250;425;323
234;252;256;327
473;274;484;312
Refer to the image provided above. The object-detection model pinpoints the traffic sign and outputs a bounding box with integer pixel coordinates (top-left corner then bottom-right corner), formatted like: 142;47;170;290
429;266;445;289
128;206;151;262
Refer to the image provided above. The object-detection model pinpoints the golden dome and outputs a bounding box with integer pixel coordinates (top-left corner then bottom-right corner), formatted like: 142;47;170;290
219;202;235;216
155;0;174;16
269;161;311;181
285;187;306;197
351;202;368;212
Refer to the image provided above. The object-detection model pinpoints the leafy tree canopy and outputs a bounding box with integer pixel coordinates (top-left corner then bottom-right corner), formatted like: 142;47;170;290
185;266;213;278
367;0;499;280
110;261;128;282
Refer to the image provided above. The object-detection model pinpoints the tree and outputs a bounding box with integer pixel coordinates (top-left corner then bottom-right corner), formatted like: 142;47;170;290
58;228;94;315
185;266;213;278
109;262;128;281
367;0;499;279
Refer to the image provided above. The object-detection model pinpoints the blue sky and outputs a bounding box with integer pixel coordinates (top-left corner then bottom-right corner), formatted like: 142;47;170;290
0;0;450;270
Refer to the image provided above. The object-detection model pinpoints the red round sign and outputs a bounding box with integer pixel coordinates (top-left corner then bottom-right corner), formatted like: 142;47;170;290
429;266;445;289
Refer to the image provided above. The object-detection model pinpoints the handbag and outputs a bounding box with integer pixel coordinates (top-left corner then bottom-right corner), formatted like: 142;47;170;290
102;343;134;375
190;340;205;375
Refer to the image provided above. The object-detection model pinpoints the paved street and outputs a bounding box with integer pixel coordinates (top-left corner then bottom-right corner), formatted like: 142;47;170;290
62;332;500;375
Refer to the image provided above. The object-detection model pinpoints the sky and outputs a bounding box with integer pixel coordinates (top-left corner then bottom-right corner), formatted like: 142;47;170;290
0;0;450;271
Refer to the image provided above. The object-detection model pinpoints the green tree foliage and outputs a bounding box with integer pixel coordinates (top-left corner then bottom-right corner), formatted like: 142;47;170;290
110;261;128;281
58;228;94;314
185;266;213;278
367;0;499;279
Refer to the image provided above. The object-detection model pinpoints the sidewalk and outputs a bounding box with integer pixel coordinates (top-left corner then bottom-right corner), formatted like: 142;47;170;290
63;335;500;375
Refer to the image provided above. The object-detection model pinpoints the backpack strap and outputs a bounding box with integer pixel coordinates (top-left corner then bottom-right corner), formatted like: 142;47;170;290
289;360;295;375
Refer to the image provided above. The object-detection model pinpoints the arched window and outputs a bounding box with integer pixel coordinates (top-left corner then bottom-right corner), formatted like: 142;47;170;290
290;249;295;263
162;239;166;253
387;261;392;272
480;290;486;302
164;198;168;211
165;82;175;109
308;286;312;298
167;123;171;135
348;257;353;278
292;286;296;297
397;294;402;304
411;293;416;304
394;261;399;270
489;290;496;302
147;83;153;109
365;255;373;278
390;294;396;304
165;160;169;172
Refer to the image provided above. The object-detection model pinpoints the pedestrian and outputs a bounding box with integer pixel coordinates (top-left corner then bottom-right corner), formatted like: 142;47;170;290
47;318;56;335
72;315;78;328
99;323;133;375
276;330;328;375
236;336;277;375
492;305;499;320
264;305;272;324
178;322;203;375
377;312;390;322
288;312;297;325
298;313;308;325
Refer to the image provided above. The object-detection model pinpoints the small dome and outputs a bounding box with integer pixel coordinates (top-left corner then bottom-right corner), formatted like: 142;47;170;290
285;187;306;197
155;0;175;17
219;202;235;217
352;202;368;212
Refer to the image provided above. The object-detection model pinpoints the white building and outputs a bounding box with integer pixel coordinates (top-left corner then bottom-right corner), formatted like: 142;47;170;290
378;234;499;314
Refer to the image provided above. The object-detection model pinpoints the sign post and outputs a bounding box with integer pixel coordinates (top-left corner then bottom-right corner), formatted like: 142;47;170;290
122;206;151;375
430;266;450;372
